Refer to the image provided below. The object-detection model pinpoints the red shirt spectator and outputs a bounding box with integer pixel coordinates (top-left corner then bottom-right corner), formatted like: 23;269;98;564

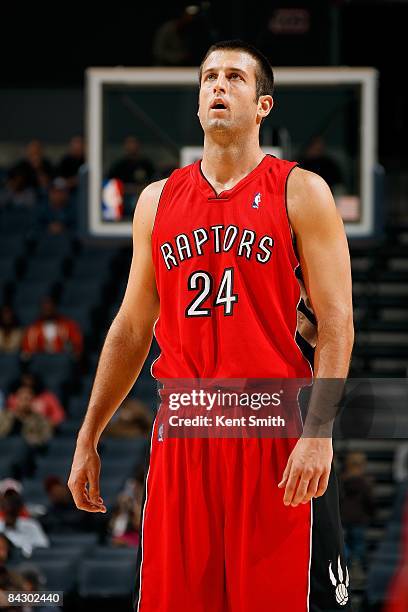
22;297;83;357
7;388;65;426
6;372;65;427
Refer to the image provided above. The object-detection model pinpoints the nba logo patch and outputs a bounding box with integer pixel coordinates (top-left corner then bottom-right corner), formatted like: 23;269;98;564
158;423;164;442
252;192;261;209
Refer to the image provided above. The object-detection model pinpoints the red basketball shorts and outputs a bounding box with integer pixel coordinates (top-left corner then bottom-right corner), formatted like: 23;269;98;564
133;420;351;611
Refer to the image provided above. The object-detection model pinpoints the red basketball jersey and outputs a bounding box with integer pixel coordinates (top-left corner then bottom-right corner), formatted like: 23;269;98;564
151;155;313;379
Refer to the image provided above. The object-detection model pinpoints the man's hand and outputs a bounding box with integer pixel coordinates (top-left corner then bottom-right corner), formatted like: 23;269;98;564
278;438;333;507
68;441;106;513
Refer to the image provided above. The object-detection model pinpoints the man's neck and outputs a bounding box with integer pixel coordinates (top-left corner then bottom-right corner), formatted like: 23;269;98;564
201;133;265;194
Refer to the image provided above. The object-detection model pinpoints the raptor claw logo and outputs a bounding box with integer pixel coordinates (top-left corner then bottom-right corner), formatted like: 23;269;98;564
329;555;349;606
252;192;261;209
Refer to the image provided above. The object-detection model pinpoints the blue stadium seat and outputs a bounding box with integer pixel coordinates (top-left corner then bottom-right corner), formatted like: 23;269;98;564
44;437;77;459
33;559;77;592
49;533;99;550
0;458;13;478
0;353;21;387
29;353;73;380
57;417;82;437
59;305;91;332
60;278;105;308
70;252;115;280
0;258;17;282
0;234;26;258
99;477;126;500
89;545;137;561
34;235;73;259
21;479;49;506
35;457;72;481
0;436;29;461
16;304;40;326
13;281;55;310
101;437;147;464
78;559;136;597
29;546;84;563
68;396;87;419
0;208;37;235
23;258;64;283
100;459;137;480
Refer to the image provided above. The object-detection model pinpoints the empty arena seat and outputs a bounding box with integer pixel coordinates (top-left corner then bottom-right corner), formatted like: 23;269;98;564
33;559;77;592
100;459;137;480
43;437;76;460
59;305;91;332
13;281;55;310
67;396;87;419
16;304;40;326
23;258;64;283
49;533;99;550
34;235;73;259
60;278;105;307
29;352;73;378
35;457;72;480
57;417;82;437
29;546;84;563
0;258;18;282
78;560;136;597
21;479;50;506
0;353;21;387
0;234;26;258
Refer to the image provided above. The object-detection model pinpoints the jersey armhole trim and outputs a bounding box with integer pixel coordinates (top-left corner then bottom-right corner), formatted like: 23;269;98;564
151;174;176;240
283;163;301;267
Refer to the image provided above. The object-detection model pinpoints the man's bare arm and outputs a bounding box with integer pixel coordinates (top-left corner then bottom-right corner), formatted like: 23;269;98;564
68;179;166;512
288;168;354;378
278;168;354;506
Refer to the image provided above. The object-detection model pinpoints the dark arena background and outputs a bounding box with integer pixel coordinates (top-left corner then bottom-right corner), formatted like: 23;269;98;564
0;1;407;610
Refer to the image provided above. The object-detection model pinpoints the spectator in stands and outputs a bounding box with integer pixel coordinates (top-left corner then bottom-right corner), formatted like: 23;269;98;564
0;386;53;448
153;5;216;66
0;533;13;565
299;136;344;194
7;141;54;194
108;137;154;193
0;481;30;520
40;475;104;535
37;178;75;234
103;398;153;439
21;297;83;358
108;488;141;548
0;165;37;208
340;451;375;578
0;534;27;606
56;135;85;190
16;564;61;612
7;373;65;427
0;490;49;557
0;306;22;353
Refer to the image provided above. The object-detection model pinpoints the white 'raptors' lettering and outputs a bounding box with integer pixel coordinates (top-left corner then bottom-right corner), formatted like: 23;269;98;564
159;224;274;270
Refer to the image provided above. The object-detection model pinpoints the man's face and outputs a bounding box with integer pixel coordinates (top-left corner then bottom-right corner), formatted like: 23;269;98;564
0;536;9;564
198;50;269;136
15;387;34;413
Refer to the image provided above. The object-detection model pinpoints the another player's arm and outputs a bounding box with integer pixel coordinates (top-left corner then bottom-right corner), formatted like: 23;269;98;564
278;168;354;507
68;179;166;513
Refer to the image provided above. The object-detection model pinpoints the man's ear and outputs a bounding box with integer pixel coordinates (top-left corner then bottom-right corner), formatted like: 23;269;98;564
258;95;274;120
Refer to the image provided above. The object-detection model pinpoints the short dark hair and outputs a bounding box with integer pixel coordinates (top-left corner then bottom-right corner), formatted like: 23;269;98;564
199;39;274;99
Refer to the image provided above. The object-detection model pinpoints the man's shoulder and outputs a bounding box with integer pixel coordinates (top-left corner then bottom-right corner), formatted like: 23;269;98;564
141;178;169;202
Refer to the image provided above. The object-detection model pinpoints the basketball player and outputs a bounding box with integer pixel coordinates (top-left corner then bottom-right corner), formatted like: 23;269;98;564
68;40;354;611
